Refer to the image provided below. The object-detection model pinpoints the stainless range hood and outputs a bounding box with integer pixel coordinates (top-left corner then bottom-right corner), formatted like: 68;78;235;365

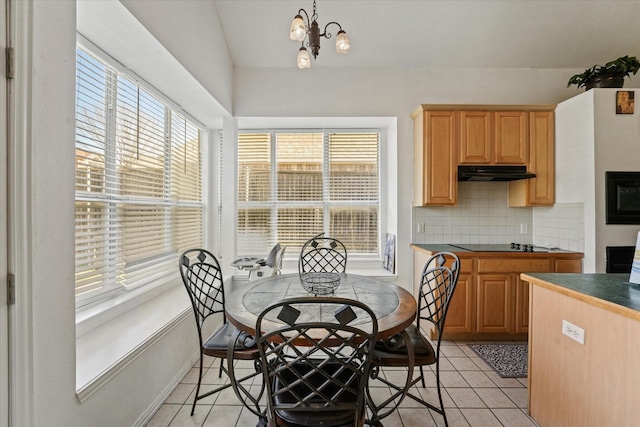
458;165;536;182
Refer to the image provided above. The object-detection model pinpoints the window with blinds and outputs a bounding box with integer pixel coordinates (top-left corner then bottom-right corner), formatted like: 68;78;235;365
75;47;203;303
237;130;379;257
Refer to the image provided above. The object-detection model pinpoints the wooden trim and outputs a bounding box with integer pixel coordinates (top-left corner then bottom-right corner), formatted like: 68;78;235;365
413;104;556;117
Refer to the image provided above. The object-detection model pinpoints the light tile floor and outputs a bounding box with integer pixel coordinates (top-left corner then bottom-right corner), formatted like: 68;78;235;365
146;340;538;427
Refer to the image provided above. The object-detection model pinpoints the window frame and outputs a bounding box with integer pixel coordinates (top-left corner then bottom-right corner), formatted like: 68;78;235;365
74;43;206;310
236;128;382;260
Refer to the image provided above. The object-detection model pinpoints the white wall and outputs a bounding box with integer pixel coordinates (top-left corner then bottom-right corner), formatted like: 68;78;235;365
553;88;640;272
120;0;235;114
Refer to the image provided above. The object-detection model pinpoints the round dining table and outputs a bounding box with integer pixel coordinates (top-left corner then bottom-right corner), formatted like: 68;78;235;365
225;273;417;340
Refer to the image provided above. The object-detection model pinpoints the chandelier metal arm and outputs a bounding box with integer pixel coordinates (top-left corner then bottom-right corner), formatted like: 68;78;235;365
319;21;343;39
297;8;311;28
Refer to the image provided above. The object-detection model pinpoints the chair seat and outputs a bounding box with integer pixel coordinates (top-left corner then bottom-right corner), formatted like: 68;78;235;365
373;324;437;367
202;322;259;360
272;361;362;427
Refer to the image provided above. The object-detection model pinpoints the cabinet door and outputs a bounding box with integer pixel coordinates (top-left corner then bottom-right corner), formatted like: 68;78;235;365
442;273;475;335
459;111;492;164
476;274;513;333
424;111;458;205
527;111;555;205
494;111;527;164
514;276;529;333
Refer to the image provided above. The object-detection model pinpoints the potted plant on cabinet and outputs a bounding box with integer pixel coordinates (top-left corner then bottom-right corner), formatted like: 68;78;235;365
567;55;640;90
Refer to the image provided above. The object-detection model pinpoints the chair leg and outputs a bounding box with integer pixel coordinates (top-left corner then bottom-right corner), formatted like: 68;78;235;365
218;357;224;378
191;350;204;416
435;362;448;427
419;366;426;387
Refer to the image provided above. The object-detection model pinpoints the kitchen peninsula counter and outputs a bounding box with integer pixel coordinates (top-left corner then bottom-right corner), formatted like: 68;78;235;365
410;244;583;340
522;273;640;427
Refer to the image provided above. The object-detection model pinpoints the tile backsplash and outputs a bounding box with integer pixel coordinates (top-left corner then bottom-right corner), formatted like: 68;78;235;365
532;202;585;252
411;182;585;251
412;182;532;244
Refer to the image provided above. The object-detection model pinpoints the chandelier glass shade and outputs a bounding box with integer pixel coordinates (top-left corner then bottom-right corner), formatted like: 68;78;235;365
289;0;350;69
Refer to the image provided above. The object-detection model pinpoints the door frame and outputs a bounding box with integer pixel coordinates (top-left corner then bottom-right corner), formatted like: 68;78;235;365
6;0;35;425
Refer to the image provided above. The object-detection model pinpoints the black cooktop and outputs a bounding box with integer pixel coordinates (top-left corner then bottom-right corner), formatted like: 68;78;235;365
451;244;547;253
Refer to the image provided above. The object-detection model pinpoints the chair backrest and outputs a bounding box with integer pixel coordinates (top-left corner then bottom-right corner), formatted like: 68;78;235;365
256;297;378;426
298;235;347;273
416;265;457;337
422;251;460;284
179;249;226;329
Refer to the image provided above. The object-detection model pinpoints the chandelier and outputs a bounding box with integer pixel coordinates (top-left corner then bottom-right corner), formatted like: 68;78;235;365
289;0;351;69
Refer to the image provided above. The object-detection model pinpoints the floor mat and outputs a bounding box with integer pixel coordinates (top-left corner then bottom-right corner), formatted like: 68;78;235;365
468;343;527;378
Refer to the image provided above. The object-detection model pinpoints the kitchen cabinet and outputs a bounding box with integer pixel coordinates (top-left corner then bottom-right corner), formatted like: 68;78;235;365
509;111;555;206
413;105;555;207
412;109;457;206
476;274;513;333
440;273;475;334
411;244;583;340
494;111;528;164
459;111;492;164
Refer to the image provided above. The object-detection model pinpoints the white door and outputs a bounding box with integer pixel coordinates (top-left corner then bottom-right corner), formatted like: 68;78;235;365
0;0;10;423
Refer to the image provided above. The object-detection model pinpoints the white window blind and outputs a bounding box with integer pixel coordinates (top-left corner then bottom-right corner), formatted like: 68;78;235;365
237;130;379;257
75;47;203;303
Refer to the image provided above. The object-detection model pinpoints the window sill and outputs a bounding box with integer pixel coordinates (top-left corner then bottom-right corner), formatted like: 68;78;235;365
75;273;234;402
75;284;191;401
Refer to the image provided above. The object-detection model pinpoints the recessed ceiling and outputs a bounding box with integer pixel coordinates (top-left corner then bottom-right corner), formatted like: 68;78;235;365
214;0;640;70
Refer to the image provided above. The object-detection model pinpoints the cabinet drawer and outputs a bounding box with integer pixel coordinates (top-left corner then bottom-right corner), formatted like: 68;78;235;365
554;259;582;273
477;258;551;273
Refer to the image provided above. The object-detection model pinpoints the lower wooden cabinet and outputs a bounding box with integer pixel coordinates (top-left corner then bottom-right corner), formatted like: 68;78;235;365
477;274;513;334
442;273;474;334
412;246;584;340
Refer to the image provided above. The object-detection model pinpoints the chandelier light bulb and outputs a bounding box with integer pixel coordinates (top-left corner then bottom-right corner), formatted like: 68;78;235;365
297;47;311;69
290;15;307;41
335;30;351;54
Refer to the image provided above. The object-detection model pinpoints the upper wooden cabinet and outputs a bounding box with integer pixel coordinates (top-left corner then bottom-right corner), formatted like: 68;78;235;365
459;111;492;164
413;110;457;206
412;105;555;207
509;111;555;206
494;111;528;164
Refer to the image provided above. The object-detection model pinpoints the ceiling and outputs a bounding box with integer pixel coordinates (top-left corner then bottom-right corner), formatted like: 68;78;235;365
214;0;640;70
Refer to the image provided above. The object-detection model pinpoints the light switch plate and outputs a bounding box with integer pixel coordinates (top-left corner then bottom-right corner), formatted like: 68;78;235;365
562;319;585;345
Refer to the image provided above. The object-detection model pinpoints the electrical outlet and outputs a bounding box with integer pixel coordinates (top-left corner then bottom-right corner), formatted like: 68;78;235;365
417;222;425;233
520;223;528;234
562;319;585;345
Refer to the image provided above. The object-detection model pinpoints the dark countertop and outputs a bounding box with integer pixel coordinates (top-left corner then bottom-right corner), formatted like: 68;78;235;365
521;273;640;320
410;243;583;256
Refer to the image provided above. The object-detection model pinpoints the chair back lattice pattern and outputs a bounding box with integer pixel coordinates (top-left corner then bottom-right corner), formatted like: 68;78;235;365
417;266;457;335
298;236;348;274
179;249;226;327
423;251;460;284
256;297;378;426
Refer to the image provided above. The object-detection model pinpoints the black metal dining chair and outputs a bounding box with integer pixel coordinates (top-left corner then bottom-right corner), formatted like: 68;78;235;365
254;296;378;427
179;249;263;419
366;263;458;427
298;234;347;274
